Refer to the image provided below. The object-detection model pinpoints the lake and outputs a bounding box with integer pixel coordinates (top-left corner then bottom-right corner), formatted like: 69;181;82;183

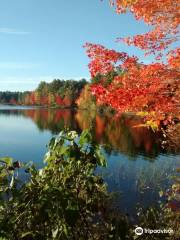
0;105;179;219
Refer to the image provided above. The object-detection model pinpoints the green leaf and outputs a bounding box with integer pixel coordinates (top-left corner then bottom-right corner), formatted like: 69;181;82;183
95;148;107;167
21;232;34;238
52;228;59;238
0;157;13;166
79;129;92;145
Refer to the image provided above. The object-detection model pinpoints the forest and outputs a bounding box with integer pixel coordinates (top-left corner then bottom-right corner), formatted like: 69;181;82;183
0;78;87;107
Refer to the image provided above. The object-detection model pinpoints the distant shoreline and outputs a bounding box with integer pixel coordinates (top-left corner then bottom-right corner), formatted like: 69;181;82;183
0;103;78;110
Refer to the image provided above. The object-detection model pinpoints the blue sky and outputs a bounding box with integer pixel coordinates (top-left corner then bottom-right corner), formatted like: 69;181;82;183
0;0;151;91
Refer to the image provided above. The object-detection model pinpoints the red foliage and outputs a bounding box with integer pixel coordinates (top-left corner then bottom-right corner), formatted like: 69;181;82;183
41;96;49;106
30;92;35;105
84;43;128;77
109;0;179;57
84;1;180;125
56;96;64;105
85;43;179;123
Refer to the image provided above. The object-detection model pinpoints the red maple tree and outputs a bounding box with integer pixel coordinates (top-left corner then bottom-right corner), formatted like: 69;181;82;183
84;0;180;128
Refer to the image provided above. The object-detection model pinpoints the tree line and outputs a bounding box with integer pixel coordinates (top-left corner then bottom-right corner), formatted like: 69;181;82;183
0;79;87;107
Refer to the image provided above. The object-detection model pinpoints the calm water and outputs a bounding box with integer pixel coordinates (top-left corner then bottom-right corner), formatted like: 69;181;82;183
0;105;179;218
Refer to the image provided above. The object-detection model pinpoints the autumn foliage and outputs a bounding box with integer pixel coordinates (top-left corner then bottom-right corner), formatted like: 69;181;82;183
110;0;179;57
0;79;87;107
84;0;180;127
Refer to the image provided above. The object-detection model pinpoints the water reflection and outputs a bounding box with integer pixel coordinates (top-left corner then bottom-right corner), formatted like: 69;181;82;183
0;108;78;133
0;106;179;217
0;107;168;159
76;111;164;159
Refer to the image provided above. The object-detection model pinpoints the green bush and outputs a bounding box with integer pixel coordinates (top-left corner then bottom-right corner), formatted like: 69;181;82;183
0;130;121;240
0;130;179;240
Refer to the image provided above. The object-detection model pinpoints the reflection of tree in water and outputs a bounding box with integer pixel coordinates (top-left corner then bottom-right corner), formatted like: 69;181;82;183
0;109;24;116
23;109;81;134
75;111;163;159
0;108;175;159
0;109;80;134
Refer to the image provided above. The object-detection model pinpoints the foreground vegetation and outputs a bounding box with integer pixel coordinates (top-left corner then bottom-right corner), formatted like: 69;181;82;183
0;130;179;239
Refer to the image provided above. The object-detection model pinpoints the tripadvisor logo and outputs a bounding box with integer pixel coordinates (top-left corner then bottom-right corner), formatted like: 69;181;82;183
135;227;143;235
135;227;174;236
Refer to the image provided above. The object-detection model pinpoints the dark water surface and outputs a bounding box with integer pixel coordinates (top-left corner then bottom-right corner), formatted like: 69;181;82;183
0;105;179;218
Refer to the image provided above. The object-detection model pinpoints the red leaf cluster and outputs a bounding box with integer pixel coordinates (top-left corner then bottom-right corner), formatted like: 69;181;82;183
85;44;180;123
84;0;180;125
